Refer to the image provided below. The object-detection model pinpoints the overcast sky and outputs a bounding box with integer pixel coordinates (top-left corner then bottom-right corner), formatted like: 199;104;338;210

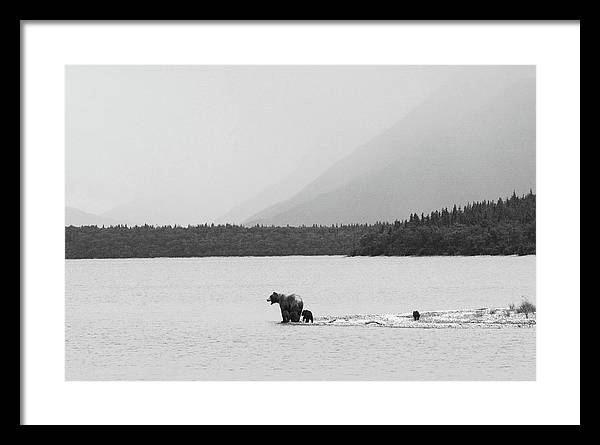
66;65;483;225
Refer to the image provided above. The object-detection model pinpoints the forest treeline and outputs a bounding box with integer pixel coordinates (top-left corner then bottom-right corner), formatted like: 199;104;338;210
350;191;535;256
65;223;369;258
65;191;535;259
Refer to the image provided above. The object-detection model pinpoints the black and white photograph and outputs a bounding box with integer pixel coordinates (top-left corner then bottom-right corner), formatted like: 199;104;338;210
21;21;580;425
65;65;536;381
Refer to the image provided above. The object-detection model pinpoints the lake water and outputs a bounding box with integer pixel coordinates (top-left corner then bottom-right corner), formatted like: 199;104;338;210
66;255;535;380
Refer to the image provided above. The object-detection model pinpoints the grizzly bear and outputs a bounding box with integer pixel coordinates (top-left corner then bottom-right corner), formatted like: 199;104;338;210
413;310;420;321
302;310;314;323
267;292;304;323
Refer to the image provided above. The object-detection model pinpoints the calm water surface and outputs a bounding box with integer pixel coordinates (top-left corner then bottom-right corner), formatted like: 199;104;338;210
66;256;535;380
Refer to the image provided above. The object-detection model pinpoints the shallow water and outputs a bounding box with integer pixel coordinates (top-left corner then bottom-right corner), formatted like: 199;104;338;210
66;255;535;380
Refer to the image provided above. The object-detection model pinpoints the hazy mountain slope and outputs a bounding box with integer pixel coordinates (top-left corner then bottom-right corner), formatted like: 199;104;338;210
66;207;121;227
100;196;192;227
101;194;229;226
216;167;321;224
246;70;535;226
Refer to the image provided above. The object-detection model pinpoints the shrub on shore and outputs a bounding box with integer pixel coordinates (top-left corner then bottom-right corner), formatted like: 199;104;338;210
516;298;536;318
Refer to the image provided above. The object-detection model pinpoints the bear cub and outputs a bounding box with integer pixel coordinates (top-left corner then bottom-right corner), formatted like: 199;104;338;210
302;310;314;323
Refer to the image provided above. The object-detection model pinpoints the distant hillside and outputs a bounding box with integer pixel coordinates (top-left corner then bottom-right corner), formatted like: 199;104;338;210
65;192;535;259
65;207;121;227
244;69;535;226
216;170;316;224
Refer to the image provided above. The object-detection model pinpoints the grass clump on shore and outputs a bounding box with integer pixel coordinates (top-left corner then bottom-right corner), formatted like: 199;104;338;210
515;298;536;318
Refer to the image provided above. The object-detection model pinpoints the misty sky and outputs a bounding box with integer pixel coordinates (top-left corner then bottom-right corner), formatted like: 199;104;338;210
66;65;507;225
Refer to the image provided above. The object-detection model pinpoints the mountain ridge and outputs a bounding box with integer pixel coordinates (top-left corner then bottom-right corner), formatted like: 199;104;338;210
244;70;535;226
66;207;121;227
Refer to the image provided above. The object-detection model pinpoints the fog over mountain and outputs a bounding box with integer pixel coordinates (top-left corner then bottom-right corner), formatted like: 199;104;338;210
67;65;454;226
66;66;534;227
66;207;121;227
244;68;535;226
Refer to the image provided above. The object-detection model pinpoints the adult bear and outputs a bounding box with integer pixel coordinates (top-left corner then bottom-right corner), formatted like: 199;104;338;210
267;292;304;323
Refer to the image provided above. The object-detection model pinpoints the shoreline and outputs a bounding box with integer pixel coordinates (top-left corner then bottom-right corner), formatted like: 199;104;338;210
282;307;536;329
65;254;537;261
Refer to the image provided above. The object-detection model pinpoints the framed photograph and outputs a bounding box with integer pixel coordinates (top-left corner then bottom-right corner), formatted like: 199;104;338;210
21;21;580;425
